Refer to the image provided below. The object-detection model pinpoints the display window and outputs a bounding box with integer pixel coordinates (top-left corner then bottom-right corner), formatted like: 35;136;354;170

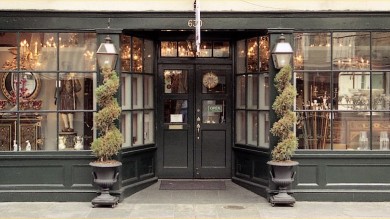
0;32;96;151
295;31;390;150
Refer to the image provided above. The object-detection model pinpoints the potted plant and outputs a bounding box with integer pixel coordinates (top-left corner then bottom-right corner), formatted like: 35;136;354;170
89;64;123;208
267;64;299;207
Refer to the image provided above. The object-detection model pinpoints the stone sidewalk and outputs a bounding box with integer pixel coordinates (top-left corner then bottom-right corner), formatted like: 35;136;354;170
0;180;389;218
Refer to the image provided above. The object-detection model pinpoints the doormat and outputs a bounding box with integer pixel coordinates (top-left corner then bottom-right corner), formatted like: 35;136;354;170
159;180;226;190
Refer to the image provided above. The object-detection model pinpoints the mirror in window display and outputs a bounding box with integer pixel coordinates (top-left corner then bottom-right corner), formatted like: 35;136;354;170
332;32;370;71
247;37;259;72
121;35;131;72
235;110;246;144
163;70;188;94
132;37;143;72
164;99;188;123
293;32;331;70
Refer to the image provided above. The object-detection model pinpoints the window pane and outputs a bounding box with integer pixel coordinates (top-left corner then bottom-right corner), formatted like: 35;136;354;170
121;73;131;110
259;73;270;109
337;71;370;110
247;37;259;72
178;41;195;57
144;75;154;108
164;99;187;123
58;73;94;111
294;32;331;70
59;33;96;71
144;39;154;73
259;36;269;72
121;35;131;72
161;41;177;57
144;110;154;144
235;110;246;144
121;112;131;147
132;111;143;146
202;100;225;124
247;74;258;109
199;41;212;57
164;70;188;94
201;70;226;93
247;111;258;146
259;112;270;148
372;32;390;70
333;32;370;71
213;41;230;57
298;110;331;150
132;37;143;72
336;112;370;150
132;74;143;109
236;75;245;109
236;40;246;73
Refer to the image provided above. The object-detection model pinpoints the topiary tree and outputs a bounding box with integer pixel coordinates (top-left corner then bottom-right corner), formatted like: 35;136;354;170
91;65;123;163
270;64;298;162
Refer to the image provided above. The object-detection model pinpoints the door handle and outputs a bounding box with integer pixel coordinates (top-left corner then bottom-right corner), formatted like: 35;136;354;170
196;123;200;139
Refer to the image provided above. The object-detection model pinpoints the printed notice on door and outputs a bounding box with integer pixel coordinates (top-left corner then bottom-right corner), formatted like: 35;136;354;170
170;114;183;123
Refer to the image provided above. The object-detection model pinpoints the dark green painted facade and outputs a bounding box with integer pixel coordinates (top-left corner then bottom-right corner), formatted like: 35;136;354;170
1;10;390;201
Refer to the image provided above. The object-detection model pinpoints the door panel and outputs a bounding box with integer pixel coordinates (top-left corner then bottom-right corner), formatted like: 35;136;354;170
157;64;231;179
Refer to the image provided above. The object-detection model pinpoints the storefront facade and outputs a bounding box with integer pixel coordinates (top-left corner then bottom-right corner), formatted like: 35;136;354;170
1;1;390;202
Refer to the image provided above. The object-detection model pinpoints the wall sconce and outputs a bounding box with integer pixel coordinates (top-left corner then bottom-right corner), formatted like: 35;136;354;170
271;34;293;69
96;35;118;69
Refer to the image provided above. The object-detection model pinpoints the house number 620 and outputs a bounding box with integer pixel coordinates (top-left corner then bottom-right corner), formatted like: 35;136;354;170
188;19;203;27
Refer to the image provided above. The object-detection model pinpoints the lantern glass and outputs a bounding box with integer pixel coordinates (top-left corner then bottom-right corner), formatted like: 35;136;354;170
96;36;118;69
271;34;293;69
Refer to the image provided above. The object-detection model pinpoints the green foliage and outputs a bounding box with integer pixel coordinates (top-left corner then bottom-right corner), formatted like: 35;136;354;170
270;65;298;162
91;66;123;162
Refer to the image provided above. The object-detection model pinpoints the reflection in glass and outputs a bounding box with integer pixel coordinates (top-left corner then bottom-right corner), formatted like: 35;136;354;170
132;111;143;146
293;32;331;70
236;40;246;73
236;75;245;109
161;41;178;57
132;37;143;72
132;74;143;109
259;74;269;109
202;100;225;124
144;75;154;108
164;99;187;123
121;35;131;71
59;33;97;71
164;70;188;93
372;32;390;70
247;111;258;146
247;75;259;109
121;73;131;109
121;112;131;147
144;111;154;144
259;36;270;72
259;112;269;148
333;32;370;71
199;42;212;57
247;37;259;72
178;41;195;57
235;111;246;144
144;39;154;73
213;41;230;57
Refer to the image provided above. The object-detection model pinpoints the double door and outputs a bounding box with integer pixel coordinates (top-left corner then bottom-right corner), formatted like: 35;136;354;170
157;64;232;178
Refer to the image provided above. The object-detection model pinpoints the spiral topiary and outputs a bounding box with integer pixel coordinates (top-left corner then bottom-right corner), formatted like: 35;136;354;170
91;65;123;163
270;65;298;162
